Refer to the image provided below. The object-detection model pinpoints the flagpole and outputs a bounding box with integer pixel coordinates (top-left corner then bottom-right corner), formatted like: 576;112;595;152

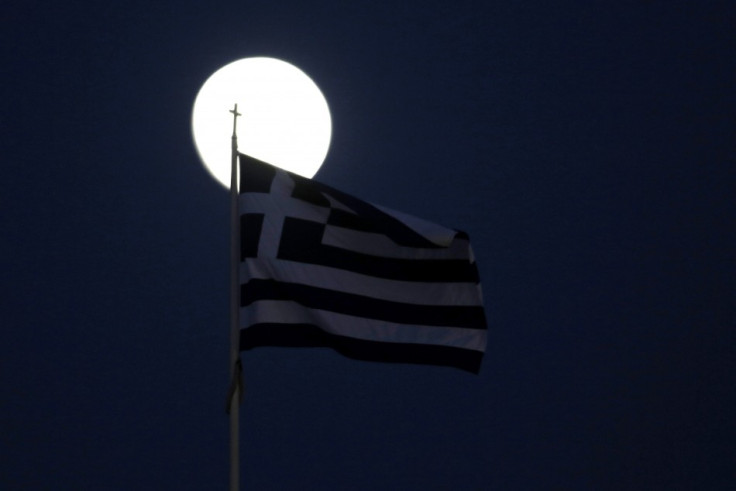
228;103;242;491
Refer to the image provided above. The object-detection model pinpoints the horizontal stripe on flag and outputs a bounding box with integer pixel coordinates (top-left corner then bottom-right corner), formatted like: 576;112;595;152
278;218;480;283
239;323;484;373
240;192;330;224
241;279;486;329
241;300;487;351
320;225;473;260
291;181;442;248
374;204;456;247
241;258;483;306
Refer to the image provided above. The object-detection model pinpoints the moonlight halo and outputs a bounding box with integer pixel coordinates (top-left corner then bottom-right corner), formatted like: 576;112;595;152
192;57;332;187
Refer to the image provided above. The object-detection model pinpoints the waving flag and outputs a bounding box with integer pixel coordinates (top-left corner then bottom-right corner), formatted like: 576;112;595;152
238;153;487;372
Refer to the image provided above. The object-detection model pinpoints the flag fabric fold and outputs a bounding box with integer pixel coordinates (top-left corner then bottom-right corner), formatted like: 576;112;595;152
238;153;488;373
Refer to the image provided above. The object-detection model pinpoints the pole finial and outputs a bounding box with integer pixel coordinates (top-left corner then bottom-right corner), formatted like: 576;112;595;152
229;103;241;138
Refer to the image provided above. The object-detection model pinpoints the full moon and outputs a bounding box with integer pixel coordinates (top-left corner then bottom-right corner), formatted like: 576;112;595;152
191;57;332;188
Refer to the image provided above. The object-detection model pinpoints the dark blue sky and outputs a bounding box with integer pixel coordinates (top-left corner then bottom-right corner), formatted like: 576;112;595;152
3;1;734;489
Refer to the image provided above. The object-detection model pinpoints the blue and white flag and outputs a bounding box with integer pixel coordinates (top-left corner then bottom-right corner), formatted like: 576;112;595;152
238;153;487;372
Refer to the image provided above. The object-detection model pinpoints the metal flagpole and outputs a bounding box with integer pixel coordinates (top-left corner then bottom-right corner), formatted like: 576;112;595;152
228;103;242;491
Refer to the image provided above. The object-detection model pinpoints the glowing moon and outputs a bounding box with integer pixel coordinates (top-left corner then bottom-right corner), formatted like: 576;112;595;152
191;57;332;187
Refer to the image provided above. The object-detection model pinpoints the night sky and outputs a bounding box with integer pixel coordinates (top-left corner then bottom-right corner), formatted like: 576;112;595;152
3;1;735;489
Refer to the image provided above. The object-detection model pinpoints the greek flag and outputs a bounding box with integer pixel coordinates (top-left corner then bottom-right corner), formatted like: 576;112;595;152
238;153;487;372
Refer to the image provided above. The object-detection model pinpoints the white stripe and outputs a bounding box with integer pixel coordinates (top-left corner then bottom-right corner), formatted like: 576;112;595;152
374;204;456;247
241;258;483;306
241;300;487;352
324;193;355;214
239;193;330;224
321;225;473;260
